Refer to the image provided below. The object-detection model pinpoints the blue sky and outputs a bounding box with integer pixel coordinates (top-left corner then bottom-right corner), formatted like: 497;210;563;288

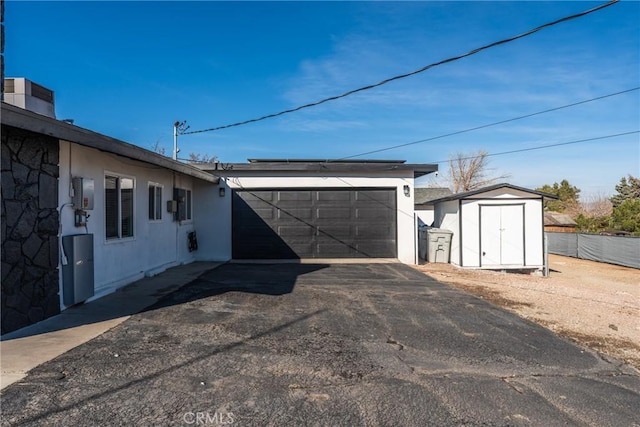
5;1;639;197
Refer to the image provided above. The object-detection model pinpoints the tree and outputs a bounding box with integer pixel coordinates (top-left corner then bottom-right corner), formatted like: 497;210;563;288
187;152;218;164
446;149;510;193
150;139;167;156
579;193;613;218
610;198;640;234
536;180;580;213
608;175;640;234
575;213;610;234
610;175;640;208
573;192;612;233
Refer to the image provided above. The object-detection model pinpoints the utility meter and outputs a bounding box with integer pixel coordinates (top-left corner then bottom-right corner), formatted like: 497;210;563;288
72;177;95;210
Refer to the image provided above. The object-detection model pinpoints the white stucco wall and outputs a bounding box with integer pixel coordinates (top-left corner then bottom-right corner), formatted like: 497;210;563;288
415;207;434;227
193;178;232;262
58;141;205;309
213;172;417;264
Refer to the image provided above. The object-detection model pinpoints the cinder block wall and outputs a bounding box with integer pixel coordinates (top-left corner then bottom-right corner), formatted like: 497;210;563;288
1;125;60;334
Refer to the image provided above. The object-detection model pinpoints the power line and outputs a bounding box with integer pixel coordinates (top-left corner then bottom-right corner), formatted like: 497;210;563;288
428;131;639;165
336;87;639;160
218;132;638;223
183;0;619;136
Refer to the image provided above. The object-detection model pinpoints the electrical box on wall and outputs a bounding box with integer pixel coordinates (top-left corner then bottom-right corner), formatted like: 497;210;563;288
173;188;191;221
72;177;95;210
61;234;95;306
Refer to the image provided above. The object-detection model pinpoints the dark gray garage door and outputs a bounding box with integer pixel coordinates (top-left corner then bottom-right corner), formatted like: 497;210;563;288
232;188;397;259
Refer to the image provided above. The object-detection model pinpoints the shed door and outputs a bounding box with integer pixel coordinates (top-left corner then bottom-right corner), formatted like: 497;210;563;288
480;204;524;267
232;188;397;259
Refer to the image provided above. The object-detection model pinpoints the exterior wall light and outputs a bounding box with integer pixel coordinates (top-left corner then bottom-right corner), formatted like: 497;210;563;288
403;185;410;197
219;187;226;197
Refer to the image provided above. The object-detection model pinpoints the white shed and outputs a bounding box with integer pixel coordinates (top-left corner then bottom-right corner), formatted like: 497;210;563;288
430;184;555;270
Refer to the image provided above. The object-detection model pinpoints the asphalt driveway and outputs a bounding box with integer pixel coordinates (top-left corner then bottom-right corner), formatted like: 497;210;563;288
2;263;639;426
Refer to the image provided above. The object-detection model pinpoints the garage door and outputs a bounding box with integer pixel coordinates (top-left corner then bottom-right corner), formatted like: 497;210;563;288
232;189;397;259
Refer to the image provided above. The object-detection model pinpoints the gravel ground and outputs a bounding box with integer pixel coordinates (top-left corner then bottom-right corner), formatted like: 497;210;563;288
414;254;640;370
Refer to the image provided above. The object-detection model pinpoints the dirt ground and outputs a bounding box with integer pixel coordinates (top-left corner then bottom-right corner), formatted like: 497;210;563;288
414;254;640;370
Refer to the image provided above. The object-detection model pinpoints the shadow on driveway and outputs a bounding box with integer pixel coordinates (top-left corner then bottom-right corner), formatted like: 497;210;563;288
146;263;330;312
1;262;329;342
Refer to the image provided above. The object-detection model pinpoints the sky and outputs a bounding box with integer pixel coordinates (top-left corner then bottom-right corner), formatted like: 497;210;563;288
5;1;639;197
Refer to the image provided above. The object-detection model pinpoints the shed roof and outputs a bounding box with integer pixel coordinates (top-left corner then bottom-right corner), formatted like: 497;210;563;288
1;102;219;184
428;183;558;204
201;159;438;178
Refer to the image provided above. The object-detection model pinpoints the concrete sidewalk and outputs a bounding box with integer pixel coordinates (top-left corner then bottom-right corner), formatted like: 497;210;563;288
0;261;222;391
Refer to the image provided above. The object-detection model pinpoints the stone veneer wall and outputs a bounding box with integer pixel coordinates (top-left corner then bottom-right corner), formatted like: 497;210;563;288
1;125;60;334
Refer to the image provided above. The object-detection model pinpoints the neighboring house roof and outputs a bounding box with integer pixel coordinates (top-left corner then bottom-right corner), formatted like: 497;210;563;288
414;187;453;206
200;159;438;178
544;212;577;227
428;183;558;204
1;102;219;184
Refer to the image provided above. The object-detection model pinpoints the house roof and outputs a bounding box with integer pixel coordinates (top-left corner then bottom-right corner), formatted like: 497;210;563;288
428;183;558;204
200;159;438;178
414;187;453;205
1;102;219;184
544;212;577;226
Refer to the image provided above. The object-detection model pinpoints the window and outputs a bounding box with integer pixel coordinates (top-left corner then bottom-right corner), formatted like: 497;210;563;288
148;183;163;220
105;175;134;239
173;188;192;221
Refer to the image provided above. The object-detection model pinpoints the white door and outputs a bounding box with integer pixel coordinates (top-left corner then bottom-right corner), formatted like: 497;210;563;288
480;204;524;267
480;205;502;266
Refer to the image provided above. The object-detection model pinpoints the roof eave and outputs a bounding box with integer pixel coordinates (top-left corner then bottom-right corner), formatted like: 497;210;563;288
201;161;438;178
1;102;219;184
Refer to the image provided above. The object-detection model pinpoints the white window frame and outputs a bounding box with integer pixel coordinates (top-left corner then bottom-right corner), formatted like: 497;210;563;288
148;182;163;221
105;172;135;241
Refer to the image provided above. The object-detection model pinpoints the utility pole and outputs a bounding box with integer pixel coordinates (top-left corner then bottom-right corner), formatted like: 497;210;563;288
172;120;189;161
